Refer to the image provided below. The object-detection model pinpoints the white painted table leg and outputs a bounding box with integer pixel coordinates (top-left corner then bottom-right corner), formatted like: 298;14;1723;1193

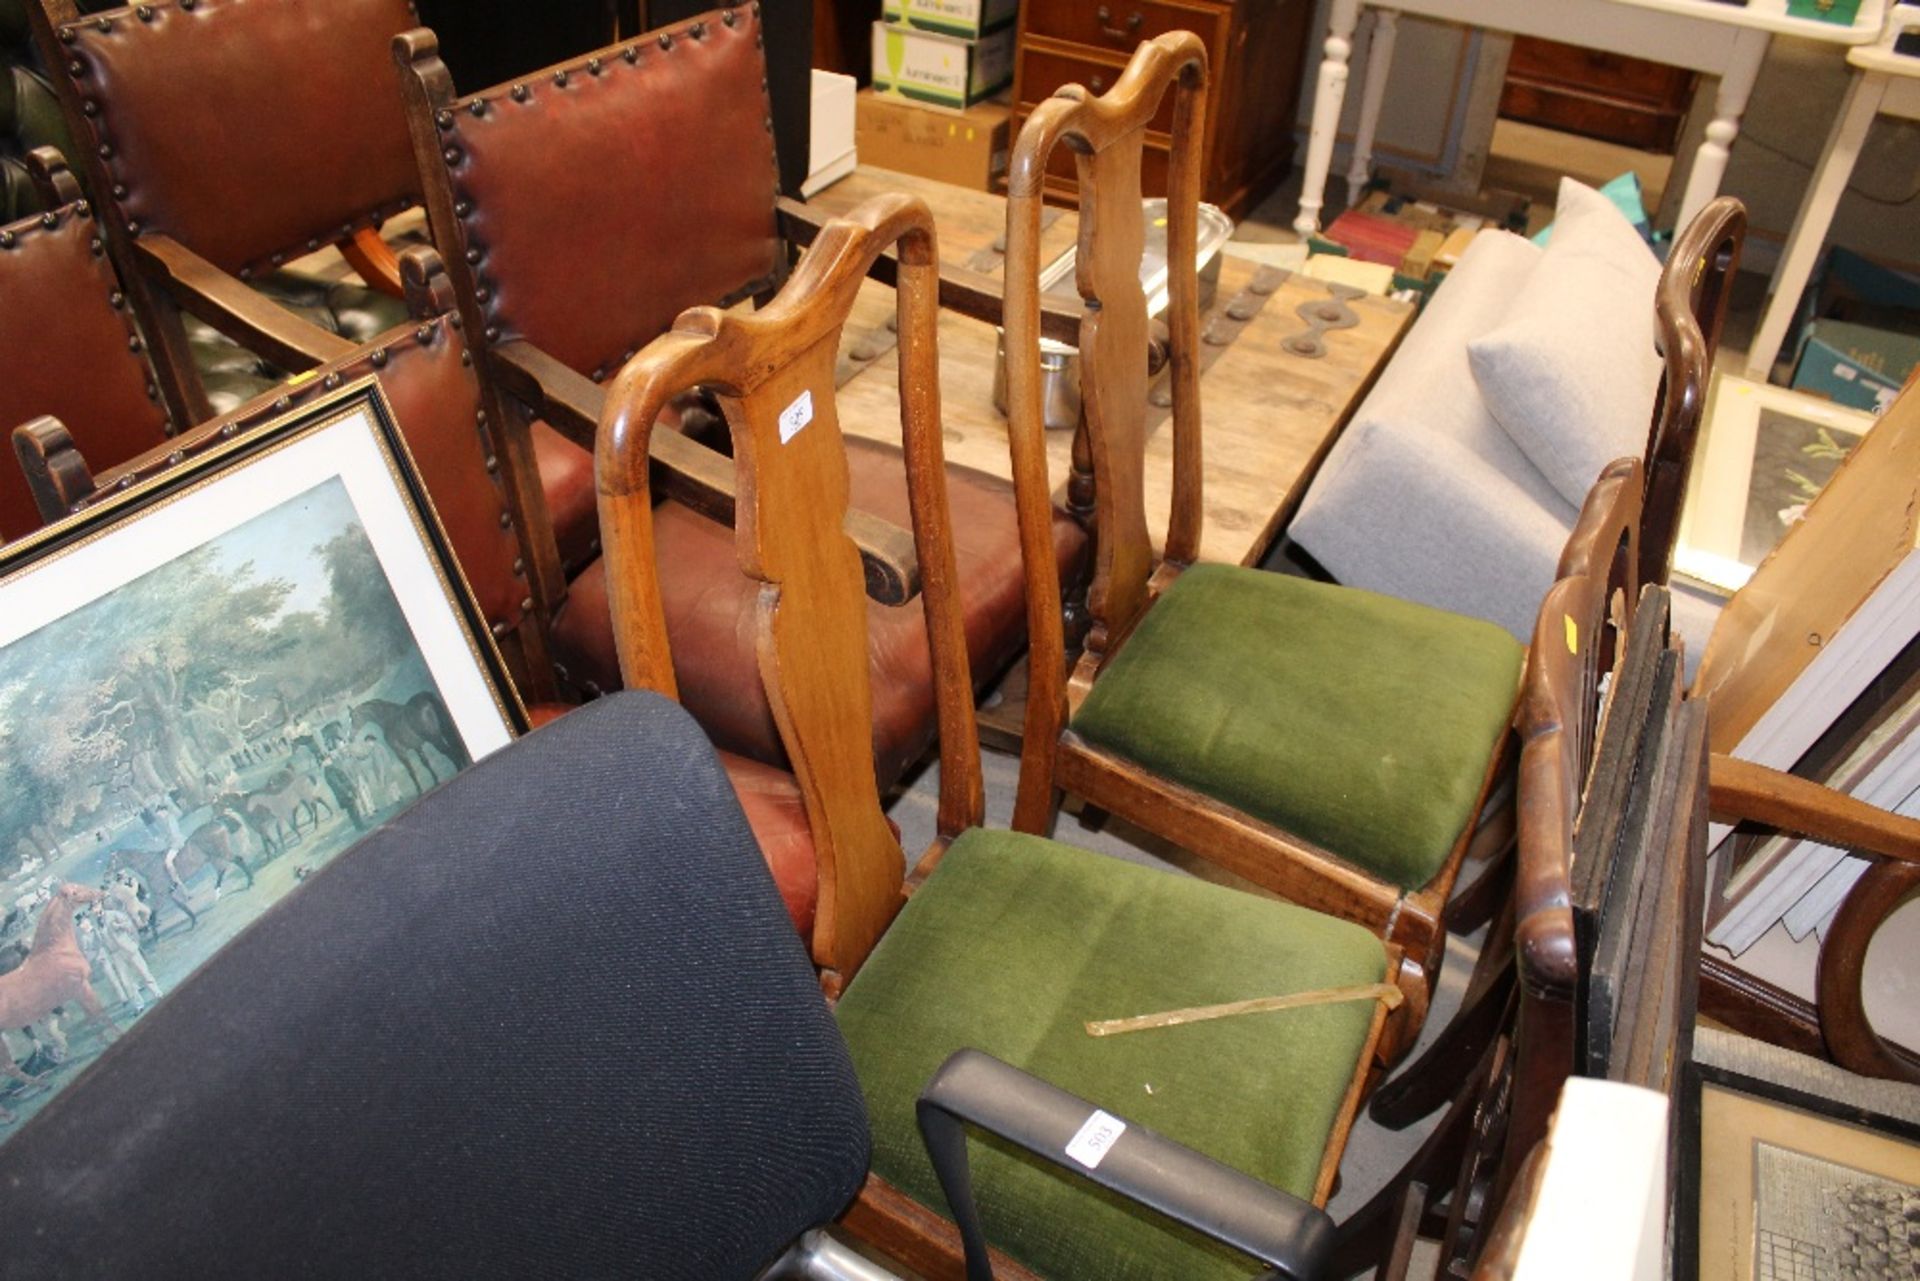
1347;8;1398;202
1676;27;1768;231
1745;71;1888;381
1294;0;1362;238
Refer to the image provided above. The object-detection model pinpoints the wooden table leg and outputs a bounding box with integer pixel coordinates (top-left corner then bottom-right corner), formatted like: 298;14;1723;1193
1347;8;1399;204
1296;0;1365;238
1675;25;1768;232
1743;69;1887;381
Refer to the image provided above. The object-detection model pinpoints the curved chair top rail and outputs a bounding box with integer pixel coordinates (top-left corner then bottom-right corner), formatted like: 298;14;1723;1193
1643;195;1745;591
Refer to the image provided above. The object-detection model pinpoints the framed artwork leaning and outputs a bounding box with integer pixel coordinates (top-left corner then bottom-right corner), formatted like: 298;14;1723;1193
1673;374;1875;595
1678;1046;1920;1281
0;379;521;1137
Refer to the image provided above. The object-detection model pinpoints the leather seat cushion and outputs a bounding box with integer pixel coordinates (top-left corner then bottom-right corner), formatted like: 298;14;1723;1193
835;828;1386;1279
523;699;815;936
549;436;1088;789
1071;564;1524;892
530;419;600;575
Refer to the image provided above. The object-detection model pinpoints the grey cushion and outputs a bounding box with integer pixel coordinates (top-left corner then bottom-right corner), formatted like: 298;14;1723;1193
1468;178;1663;510
1292;229;1577;641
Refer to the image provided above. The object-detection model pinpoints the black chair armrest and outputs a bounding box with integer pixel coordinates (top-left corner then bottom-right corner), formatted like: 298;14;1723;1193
917;1049;1335;1281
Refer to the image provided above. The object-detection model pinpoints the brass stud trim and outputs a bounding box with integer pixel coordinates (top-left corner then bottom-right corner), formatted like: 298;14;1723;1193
623;45;639;63
510;83;529;102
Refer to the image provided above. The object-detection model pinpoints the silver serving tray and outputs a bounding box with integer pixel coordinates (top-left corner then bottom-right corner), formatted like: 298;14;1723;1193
993;199;1233;430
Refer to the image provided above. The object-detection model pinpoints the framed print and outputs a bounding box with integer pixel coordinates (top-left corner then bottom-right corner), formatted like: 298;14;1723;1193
0;379;520;1137
1673;374;1875;596
1679;1056;1920;1281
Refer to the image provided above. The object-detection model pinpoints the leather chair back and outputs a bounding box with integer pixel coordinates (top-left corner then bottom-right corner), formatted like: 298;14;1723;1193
39;0;419;277
0;184;166;540
410;4;781;380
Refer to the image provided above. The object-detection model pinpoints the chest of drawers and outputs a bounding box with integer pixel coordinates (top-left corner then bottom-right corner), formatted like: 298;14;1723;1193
1009;0;1313;218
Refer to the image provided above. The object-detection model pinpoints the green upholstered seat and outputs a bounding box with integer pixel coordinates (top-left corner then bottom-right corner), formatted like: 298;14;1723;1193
1071;564;1525;892
835;828;1386;1281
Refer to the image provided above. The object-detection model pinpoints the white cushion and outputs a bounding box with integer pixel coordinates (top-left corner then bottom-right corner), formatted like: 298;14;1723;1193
1467;178;1663;510
1292;228;1580;640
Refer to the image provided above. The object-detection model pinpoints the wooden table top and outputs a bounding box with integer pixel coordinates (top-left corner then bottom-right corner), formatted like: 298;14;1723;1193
807;166;1415;568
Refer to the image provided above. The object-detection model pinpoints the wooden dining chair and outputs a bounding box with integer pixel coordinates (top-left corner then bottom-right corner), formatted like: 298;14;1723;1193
12;245;828;941
0;148;169;540
994;34;1571;1024
397;4;1086;790
23;0;422;427
592;185;1655;1280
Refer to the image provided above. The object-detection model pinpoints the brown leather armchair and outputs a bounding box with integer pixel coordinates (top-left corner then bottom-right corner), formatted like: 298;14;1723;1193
395;4;1086;789
23;0;423;426
13;244;827;939
0;150;164;539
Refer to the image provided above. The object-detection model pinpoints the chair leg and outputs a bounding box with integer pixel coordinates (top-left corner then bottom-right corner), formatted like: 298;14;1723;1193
1446;841;1512;937
1328;1038;1491;1277
1370;903;1516;1130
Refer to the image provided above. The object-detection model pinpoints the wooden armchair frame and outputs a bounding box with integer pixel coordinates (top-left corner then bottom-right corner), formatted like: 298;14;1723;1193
598;193;1412;1279
1705;755;1920;1083
24;0;422;427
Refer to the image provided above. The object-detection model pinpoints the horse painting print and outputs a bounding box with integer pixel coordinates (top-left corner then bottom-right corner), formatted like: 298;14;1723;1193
0;450;507;1139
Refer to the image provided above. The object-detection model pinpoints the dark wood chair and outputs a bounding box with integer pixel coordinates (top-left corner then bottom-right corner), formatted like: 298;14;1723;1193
12;245;828;944
396;4;1087;790
995;36;1647;1030
594;173;1650;1278
0;148;167;540
23;0;424;427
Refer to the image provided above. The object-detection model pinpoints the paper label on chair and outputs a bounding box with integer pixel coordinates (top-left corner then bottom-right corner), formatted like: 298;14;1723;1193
779;390;814;443
1064;1110;1126;1170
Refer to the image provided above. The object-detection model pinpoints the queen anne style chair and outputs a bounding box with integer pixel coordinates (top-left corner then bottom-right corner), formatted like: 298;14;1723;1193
23;0;421;427
996;38;1693;1025
595;175;1642;1278
396;4;1085;790
13;244;827;940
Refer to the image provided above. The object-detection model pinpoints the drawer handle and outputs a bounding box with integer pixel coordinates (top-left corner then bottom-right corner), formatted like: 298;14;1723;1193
1096;6;1143;42
1089;73;1106;93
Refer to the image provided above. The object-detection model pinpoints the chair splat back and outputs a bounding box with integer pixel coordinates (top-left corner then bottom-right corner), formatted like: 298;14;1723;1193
30;0;420;280
1642;196;1744;590
598;193;983;989
1003;31;1207;829
394;5;783;386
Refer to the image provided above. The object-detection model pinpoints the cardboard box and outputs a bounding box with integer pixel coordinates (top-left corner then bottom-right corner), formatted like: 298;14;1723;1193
804;70;858;197
855;89;1010;190
881;0;1018;39
870;20;1014;110
1791;318;1920;414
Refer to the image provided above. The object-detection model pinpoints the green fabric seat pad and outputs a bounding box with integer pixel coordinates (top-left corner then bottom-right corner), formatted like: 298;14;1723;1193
835;828;1386;1281
1071;564;1525;892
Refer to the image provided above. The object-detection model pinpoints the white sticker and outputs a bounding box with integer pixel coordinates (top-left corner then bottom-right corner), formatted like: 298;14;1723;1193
779;389;814;443
1064;1109;1126;1170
